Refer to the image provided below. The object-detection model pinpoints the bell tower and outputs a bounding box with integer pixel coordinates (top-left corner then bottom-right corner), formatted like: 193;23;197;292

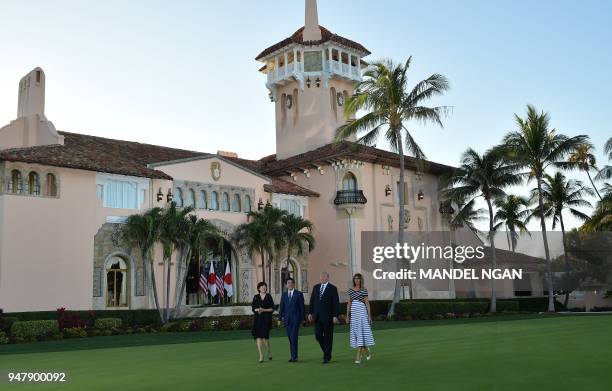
256;0;370;160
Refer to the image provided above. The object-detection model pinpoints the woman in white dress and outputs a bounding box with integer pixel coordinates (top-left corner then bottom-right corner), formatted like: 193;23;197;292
347;273;375;363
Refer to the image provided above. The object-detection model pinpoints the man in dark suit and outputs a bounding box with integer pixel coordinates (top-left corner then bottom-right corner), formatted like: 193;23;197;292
279;277;305;362
308;271;339;363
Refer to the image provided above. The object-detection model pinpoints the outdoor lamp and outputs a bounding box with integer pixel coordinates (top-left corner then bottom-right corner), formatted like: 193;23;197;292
418;189;424;200
166;188;173;202
258;198;264;210
384;184;391;196
315;77;321;88
306;77;311;88
156;187;164;202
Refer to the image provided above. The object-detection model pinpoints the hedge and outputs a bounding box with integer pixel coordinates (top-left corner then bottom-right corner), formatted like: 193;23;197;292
94;318;123;330
4;309;160;326
0;316;19;333
11;320;59;339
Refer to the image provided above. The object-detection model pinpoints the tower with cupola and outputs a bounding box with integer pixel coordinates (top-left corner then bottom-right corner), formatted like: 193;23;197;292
256;0;370;160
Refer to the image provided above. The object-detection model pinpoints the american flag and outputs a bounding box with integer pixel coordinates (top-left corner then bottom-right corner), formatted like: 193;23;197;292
198;262;208;295
216;262;225;298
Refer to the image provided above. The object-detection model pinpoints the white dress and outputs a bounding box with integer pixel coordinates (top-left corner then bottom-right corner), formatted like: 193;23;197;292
349;288;375;348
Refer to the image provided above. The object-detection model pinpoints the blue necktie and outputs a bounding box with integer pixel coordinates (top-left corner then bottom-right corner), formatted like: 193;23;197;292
319;284;325;299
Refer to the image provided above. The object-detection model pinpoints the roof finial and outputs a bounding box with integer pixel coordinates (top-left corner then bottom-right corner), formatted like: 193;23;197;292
304;0;321;41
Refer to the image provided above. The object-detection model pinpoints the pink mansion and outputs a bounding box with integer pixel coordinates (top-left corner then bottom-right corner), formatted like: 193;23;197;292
0;1;535;314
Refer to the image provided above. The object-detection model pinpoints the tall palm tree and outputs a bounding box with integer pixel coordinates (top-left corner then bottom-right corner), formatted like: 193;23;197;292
280;213;315;271
115;207;164;322
493;195;531;252
568;143;602;200
158;202;193;322
502;104;589;312
173;215;221;317
534;172;593;306
233;203;286;290
334;57;450;317
443;148;521;312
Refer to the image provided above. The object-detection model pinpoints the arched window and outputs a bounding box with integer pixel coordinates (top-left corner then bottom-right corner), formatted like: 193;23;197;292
106;256;129;307
244;195;252;213
221;192;230;211
28;172;40;195
45;173;57;196
232;194;241;212
186;189;196;208
175;188;184;207
8;170;22;193
342;172;357;191
211;191;219;210
281;259;298;291
199;190;207;209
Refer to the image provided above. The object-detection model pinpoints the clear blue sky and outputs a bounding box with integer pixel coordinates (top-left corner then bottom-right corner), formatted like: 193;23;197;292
1;0;610;229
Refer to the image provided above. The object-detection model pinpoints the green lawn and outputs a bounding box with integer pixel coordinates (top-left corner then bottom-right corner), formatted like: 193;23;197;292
1;315;611;390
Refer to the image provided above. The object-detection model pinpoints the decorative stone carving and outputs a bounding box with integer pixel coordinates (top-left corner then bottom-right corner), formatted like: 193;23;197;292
93;267;102;297
240;270;250;302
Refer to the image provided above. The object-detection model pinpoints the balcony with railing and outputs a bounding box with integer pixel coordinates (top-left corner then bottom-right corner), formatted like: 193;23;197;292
334;189;367;207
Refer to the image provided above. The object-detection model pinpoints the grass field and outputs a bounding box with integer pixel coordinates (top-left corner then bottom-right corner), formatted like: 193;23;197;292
1;315;611;391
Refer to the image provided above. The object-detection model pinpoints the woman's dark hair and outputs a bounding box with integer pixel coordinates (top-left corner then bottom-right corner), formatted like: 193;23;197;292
352;273;364;289
257;281;268;292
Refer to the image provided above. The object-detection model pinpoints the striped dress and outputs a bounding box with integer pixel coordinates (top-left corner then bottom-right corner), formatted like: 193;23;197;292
349;288;375;348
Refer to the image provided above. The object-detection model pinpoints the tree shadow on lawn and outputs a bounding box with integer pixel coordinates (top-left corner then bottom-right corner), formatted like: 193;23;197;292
0;314;558;355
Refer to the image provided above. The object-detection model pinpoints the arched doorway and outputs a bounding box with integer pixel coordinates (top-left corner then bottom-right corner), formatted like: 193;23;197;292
105;256;129;307
185;239;237;306
279;258;300;292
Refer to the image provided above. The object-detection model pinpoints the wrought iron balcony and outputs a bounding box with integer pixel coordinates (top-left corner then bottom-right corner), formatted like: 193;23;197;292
334;190;367;205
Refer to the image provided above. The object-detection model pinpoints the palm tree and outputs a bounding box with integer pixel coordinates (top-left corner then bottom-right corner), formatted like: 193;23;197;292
534;172;593;306
594;137;612;181
502;104;589;312
158;202;193;322
449;196;487;235
443;148;521;312
173;215;221;318
568;143;602;200
233;203;286;290
582;183;612;231
493;195;531;252
115;207;164;322
334;57;450;317
280;213;315;271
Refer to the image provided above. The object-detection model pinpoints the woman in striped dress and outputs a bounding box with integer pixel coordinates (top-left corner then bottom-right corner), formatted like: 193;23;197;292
347;273;375;363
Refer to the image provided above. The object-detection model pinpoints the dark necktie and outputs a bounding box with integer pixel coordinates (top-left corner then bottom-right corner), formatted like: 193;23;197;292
289;291;292;301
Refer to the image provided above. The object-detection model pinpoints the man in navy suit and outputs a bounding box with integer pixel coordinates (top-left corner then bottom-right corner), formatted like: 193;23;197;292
308;271;339;363
278;277;305;362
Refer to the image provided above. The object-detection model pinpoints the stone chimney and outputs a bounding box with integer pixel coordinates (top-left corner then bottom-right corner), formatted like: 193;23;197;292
0;67;64;149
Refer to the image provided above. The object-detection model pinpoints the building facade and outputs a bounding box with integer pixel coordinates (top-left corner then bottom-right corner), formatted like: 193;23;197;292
0;0;540;314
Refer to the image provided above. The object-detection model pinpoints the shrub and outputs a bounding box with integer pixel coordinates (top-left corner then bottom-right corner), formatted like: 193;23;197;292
11;320;59;339
63;327;88;338
495;301;520;312
396;301;489;319
0;331;8;344
94;318;122;330
0;317;19;333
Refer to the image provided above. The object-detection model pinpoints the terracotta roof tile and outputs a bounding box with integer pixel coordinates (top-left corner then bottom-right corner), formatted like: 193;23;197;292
264;177;319;197
256;26;370;61
258;141;456;176
0;131;204;180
